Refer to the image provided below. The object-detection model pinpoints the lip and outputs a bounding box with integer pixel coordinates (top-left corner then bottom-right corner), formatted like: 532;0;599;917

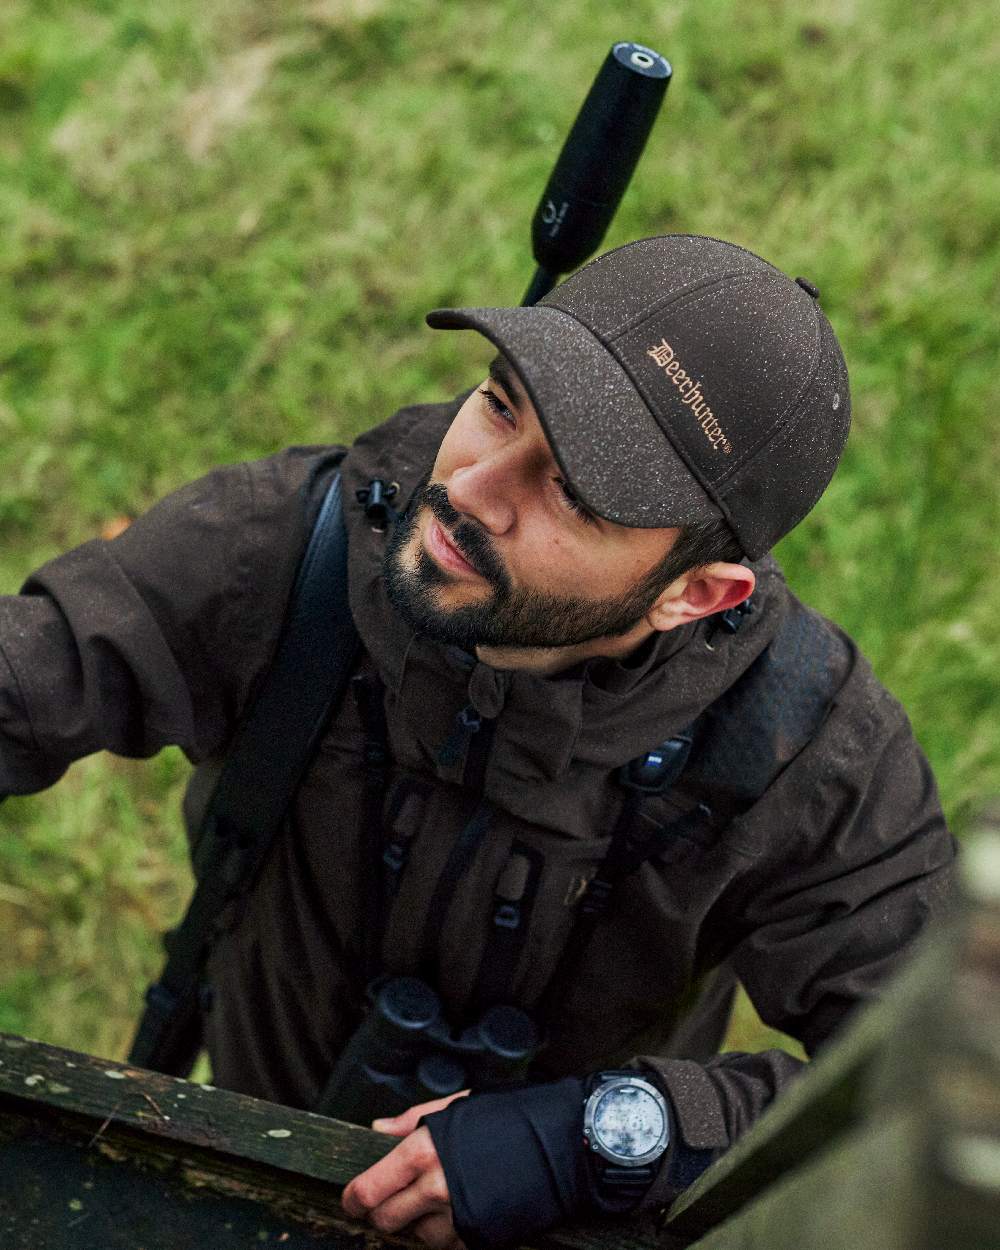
425;517;481;578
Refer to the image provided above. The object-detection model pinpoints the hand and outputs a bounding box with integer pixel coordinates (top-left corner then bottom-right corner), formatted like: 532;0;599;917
341;1090;470;1249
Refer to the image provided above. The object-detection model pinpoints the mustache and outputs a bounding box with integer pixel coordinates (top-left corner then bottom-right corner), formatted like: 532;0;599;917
421;482;510;591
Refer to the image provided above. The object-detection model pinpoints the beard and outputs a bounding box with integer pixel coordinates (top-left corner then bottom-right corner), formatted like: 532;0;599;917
382;474;668;652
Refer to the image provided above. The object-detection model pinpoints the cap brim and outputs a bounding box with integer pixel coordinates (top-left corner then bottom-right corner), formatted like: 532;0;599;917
426;304;724;531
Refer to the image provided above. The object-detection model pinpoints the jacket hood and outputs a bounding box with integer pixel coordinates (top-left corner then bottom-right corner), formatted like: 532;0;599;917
339;395;789;832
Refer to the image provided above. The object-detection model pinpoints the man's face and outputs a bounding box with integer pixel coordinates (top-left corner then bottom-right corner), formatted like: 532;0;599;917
383;357;681;653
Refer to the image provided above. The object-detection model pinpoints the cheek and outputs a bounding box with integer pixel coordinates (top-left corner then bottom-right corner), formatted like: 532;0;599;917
540;540;658;598
519;532;617;596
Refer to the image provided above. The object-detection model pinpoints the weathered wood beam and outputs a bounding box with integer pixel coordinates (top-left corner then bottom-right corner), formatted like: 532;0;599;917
659;933;933;1242
668;1108;925;1250
0;1033;657;1250
660;826;1000;1249
0;1033;387;1188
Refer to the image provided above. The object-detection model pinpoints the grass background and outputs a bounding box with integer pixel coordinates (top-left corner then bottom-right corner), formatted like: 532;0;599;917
1;0;997;1067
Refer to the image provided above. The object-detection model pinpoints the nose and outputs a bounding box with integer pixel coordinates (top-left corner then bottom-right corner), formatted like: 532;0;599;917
446;448;521;536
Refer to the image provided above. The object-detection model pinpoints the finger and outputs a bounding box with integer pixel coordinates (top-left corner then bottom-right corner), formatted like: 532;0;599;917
411;1211;466;1250
341;1132;434;1219
371;1088;471;1136
366;1163;451;1236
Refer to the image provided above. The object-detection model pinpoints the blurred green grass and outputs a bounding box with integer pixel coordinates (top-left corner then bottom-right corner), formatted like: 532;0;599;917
1;0;997;1063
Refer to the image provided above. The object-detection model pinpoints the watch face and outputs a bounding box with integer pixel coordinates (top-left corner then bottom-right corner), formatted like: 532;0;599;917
593;1085;666;1160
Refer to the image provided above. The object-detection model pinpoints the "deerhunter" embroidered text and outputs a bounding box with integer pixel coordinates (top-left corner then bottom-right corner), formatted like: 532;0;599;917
646;338;733;455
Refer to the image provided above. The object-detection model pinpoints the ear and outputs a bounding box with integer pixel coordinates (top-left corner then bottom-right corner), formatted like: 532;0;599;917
645;563;756;634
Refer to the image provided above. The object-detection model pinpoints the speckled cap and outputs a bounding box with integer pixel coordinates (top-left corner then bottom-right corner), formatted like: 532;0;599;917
426;234;851;559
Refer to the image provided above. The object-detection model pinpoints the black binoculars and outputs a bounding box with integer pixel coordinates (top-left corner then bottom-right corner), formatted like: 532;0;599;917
314;975;540;1126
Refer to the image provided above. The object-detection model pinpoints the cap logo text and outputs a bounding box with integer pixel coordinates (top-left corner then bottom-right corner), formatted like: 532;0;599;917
646;338;732;455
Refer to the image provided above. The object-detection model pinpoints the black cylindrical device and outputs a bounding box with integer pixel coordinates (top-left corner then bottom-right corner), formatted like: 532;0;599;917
314;976;443;1124
523;41;671;304
468;1003;540;1088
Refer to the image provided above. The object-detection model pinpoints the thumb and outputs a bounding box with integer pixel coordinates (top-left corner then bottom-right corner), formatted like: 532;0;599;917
372;1089;471;1137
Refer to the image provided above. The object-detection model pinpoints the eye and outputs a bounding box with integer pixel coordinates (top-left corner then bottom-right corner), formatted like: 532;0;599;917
554;477;597;525
479;385;515;427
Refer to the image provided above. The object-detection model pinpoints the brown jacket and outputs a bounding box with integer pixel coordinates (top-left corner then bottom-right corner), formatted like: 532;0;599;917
0;397;955;1203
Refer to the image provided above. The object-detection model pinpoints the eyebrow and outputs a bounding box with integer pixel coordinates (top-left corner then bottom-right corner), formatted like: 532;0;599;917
488;354;527;410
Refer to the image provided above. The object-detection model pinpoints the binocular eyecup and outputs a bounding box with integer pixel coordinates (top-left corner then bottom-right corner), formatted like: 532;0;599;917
314;976;540;1126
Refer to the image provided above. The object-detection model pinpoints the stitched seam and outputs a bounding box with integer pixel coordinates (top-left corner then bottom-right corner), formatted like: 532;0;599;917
607;270;759;343
714;304;824;491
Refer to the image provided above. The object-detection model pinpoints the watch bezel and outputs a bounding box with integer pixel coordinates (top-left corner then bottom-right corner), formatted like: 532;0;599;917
582;1074;670;1168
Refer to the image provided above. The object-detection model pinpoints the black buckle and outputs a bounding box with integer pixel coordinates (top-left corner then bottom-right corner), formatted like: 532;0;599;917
716;596;754;635
579;875;614;918
619;732;693;795
493;901;521;930
382;839;409;874
356;479;399;530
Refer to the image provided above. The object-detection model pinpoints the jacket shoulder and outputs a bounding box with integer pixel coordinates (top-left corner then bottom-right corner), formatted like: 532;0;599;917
685;592;855;818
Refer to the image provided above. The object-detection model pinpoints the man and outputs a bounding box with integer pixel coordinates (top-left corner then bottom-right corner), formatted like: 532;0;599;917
0;236;954;1248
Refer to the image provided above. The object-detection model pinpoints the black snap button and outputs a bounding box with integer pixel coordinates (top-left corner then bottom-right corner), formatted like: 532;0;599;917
795;276;821;299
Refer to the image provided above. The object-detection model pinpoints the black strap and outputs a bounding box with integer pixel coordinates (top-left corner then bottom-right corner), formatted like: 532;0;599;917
420;800;496;989
196;474;359;860
473;842;544;1013
536;730;697;1032
419;709;499;997
353;671;391;984
129;472;360;1073
380;778;432;915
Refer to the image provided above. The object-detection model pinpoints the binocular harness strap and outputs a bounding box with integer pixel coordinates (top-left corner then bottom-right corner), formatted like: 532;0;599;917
535;730;699;1034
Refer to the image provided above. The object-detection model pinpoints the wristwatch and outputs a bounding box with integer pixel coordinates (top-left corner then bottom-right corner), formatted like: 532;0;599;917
582;1071;671;1204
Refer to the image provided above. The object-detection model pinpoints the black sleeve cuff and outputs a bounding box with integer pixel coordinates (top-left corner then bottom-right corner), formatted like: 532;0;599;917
422;1076;588;1250
421;1071;693;1249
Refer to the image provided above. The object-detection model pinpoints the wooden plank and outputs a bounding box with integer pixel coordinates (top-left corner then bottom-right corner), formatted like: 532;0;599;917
880;833;1000;1250
673;1110;925;1250
672;1070;1000;1250
1;1107;376;1250
0;1032;387;1188
0;1034;396;1249
0;1033;658;1250
658;947;922;1241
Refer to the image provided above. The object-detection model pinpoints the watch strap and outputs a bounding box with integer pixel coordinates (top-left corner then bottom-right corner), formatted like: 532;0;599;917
598;1163;656;1194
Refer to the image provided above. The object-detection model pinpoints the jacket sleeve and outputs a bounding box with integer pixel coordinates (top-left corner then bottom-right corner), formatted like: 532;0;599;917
0;447;342;797
630;656;957;1209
